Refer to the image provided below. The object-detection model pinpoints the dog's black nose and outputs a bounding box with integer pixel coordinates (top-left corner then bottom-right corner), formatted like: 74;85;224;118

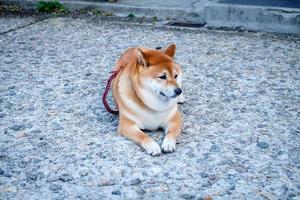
174;88;182;96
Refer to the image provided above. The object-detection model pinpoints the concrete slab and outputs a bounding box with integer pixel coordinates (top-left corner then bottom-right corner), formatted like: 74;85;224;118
205;4;300;34
0;15;299;200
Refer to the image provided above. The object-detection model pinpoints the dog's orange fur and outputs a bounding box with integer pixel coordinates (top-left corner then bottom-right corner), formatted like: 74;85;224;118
112;44;183;155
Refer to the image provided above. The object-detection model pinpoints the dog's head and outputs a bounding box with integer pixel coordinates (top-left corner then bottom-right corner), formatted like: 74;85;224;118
136;44;182;110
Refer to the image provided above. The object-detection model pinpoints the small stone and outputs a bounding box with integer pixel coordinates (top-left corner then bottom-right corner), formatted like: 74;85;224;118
16;132;26;138
79;169;88;177
200;172;208;178
210;144;220;152
64;87;75;94
180;194;195;200
257;142;269;149
64;108;74;113
150;166;162;174
48;110;58;116
0;168;4;175
289;147;300;165
37;141;48;148
0;113;5;118
58;173;74;182
208;175;218;185
25;123;33;129
288;193;296;199
18;181;27;188
129;178;142;186
98;178;115;186
49;183;62;193
257;123;267;128
46;175;58;183
26;171;39;181
233;147;241;154
52;123;64;131
31;129;41;133
8;90;16;96
136;188;146;195
9;124;24;131
159;183;169;192
32;158;42;164
229;184;235;190
2;186;17;192
3;173;12;177
85;72;92;76
112;190;121;195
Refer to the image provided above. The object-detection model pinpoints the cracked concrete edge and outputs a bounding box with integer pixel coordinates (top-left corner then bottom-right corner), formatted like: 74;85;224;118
0;17;49;35
1;0;300;34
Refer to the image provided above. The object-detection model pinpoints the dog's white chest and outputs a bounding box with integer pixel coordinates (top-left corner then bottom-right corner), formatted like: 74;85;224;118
136;107;176;130
120;96;176;130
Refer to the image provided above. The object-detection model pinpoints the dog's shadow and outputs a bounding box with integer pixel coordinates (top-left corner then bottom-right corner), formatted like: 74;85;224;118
142;128;165;144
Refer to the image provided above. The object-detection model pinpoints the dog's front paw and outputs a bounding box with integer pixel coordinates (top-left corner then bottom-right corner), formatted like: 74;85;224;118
142;139;161;156
162;136;176;153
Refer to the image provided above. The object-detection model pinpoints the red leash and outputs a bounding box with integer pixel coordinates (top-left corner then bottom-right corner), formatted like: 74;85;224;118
102;67;122;115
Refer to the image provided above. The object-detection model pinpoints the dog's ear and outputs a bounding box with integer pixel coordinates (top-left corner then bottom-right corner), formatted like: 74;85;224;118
164;44;176;58
137;48;149;67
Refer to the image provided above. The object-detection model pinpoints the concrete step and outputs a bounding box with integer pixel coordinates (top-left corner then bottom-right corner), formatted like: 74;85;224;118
3;0;300;34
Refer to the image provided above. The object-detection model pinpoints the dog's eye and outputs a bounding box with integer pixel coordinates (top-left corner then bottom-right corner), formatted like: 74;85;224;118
174;74;178;79
158;74;167;80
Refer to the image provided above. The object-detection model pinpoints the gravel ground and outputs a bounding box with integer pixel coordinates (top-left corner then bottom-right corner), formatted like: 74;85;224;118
0;14;299;200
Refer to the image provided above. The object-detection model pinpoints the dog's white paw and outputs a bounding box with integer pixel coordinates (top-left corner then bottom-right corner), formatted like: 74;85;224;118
162;136;176;153
178;94;185;104
142;139;161;156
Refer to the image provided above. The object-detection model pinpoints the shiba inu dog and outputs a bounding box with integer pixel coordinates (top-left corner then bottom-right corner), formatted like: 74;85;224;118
112;44;183;156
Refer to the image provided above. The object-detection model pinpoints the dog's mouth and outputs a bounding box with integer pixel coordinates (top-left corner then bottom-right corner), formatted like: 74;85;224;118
159;92;167;97
159;92;177;99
